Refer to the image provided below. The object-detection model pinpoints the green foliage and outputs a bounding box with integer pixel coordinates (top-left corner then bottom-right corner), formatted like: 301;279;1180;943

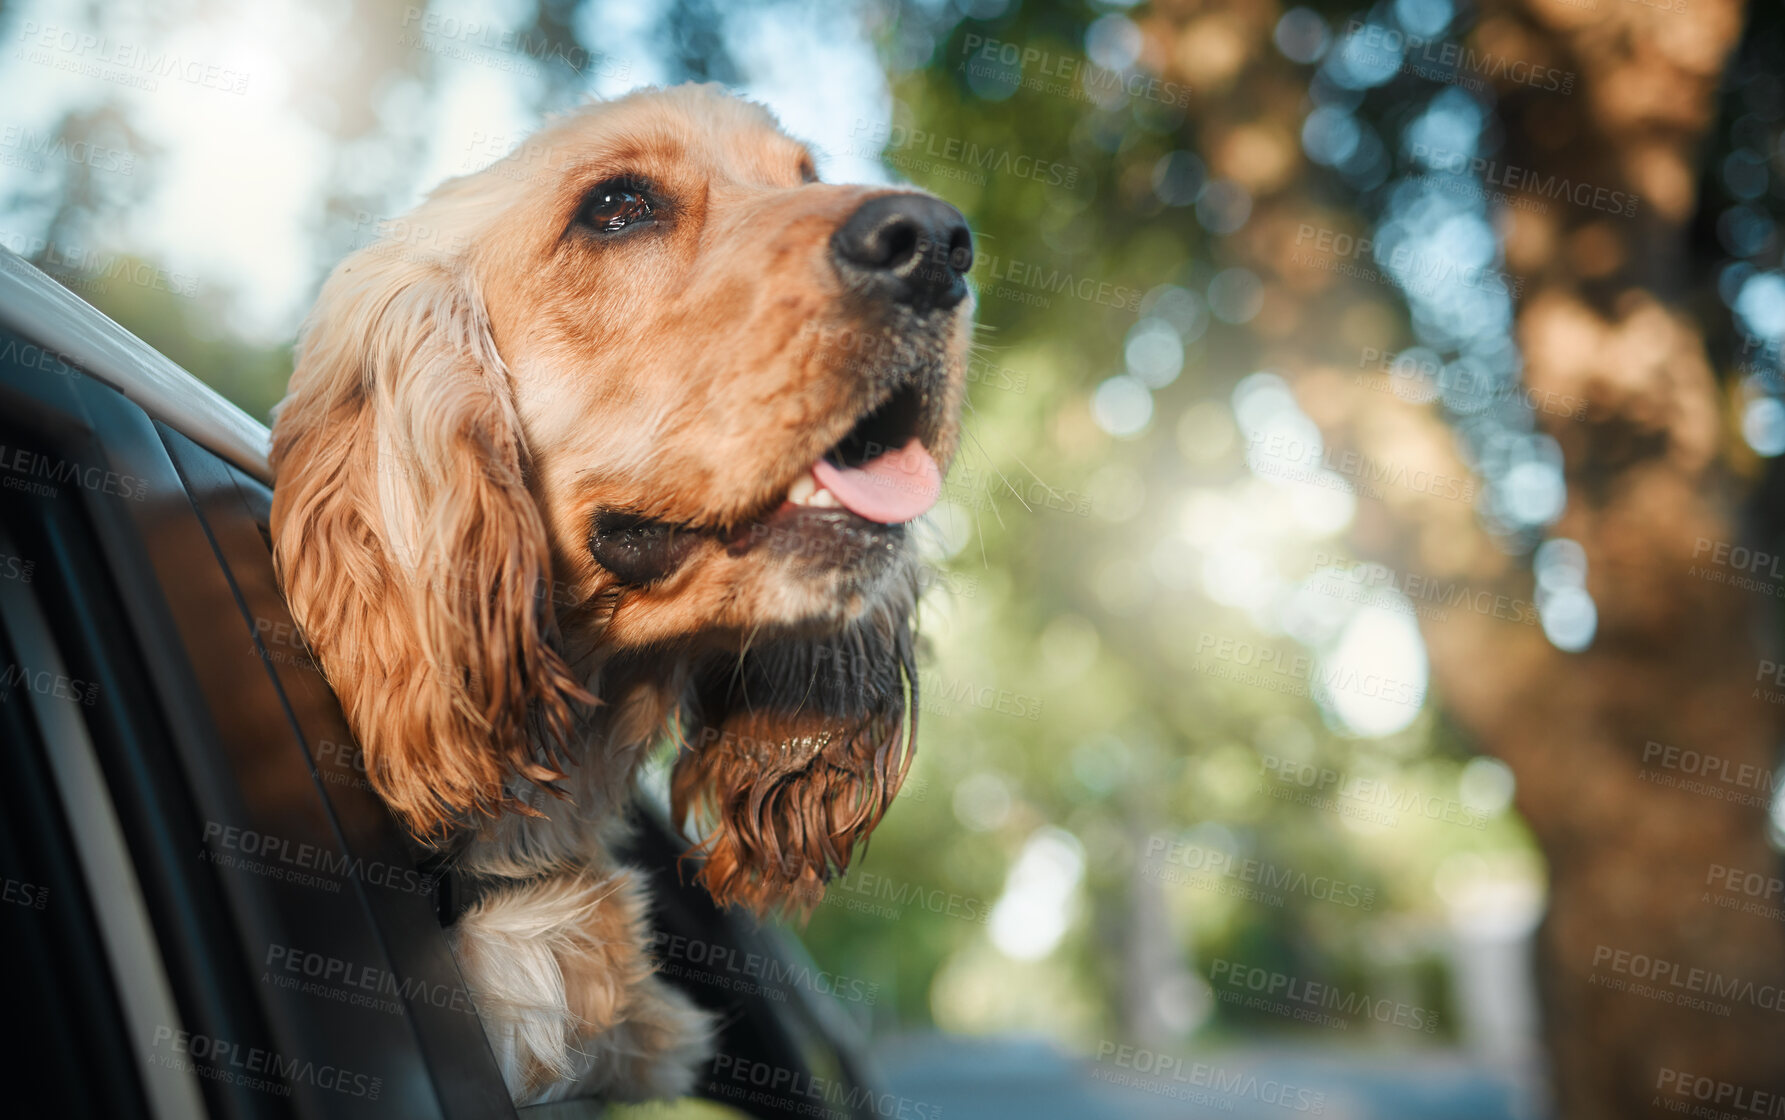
81;263;294;423
789;0;1541;1056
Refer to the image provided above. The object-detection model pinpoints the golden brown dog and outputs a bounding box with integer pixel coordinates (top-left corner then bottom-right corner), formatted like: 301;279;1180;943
268;84;972;1103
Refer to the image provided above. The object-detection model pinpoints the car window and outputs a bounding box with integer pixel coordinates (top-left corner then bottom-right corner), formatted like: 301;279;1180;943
0;558;157;1119
0;313;884;1120
0;324;512;1118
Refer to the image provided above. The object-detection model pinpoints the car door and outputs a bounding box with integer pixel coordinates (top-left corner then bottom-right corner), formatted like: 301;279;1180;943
0;316;516;1119
0;250;888;1120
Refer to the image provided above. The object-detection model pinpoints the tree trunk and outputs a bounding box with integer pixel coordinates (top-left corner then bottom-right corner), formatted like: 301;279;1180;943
1145;0;1783;1114
1445;3;1782;1115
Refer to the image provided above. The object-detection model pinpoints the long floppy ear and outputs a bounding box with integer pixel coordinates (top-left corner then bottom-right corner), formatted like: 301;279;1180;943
269;244;588;840
670;579;918;916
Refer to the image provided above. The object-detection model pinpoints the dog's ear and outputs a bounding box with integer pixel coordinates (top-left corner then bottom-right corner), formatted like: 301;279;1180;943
269;243;588;840
671;585;918;916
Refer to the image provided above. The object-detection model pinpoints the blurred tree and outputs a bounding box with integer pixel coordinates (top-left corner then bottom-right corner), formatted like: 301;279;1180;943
1;99;154;255
1131;0;1784;1115
798;0;1526;1074
843;0;1496;1068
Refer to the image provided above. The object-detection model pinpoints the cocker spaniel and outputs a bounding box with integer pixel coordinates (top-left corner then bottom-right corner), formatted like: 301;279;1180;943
268;84;972;1104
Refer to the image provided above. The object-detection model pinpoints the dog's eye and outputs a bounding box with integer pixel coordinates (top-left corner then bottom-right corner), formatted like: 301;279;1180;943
580;183;654;234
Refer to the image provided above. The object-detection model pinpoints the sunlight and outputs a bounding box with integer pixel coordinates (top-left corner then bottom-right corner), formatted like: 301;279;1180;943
988;827;1085;961
1316;599;1429;737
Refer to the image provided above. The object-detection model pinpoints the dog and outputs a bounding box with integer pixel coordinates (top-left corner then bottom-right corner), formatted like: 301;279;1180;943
267;83;973;1104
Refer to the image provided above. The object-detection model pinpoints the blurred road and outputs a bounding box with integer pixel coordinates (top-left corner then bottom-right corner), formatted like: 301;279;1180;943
877;1034;1542;1120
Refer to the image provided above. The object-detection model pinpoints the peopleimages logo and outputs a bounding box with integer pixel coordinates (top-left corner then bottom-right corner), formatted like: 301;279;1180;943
1248;426;1476;503
957;34;1193;108
0;234;199;299
1209;959;1441;1034
396;6;629;79
0;441;149;500
1308;551;1540;628
0;552;36;583
968;249;1143;311
1354;346;1587;420
1691;537;1785;591
0;123;135;174
649;932;880;1006
263;942;475;1017
15;21;251;94
707;1054;940;1120
1093;1041;1328;1113
0;663;100;707
149;1027;382;1100
915;667;1044;721
1195;632;1429;711
946;462;1094;518
201;822;436;897
1410;143;1638;218
848;119;1080;189
0;336;84;381
1703;864;1785;924
1258;754;1487;830
1291;224;1523;300
1341;20;1575;94
1143;834;1378;910
1654;1067;1785;1117
1706;864;1785;903
1638;739;1776;807
1590;944;1784;1014
825;865;992;925
2;875;49;910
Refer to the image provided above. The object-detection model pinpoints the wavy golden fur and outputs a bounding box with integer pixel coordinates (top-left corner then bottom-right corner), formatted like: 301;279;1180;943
269;83;971;1103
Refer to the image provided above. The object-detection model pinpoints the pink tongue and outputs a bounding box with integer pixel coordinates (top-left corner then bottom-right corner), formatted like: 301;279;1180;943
812;438;942;524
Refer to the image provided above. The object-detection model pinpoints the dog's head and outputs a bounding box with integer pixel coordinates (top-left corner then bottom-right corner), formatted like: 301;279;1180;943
269;84;972;912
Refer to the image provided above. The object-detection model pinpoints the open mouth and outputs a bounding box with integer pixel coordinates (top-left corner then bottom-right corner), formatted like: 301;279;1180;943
588;382;943;585
778;381;942;525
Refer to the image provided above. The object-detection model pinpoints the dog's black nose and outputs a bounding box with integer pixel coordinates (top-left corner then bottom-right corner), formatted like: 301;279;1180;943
831;193;973;311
